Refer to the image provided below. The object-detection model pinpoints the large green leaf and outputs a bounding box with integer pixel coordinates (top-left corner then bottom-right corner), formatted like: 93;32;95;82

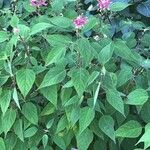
40;85;57;108
71;68;89;97
110;2;130;12
137;123;150;149
82;17;99;32
42;134;49;149
56;116;68;133
14;119;24;141
117;65;132;87
114;40;141;64
99;115;116;142
0;137;6;150
24;126;38;138
0;31;8;43
116;120;142;138
45;47;66;66
141;102;150;123
53;135;66;150
50;16;72;28
40;102;55;116
79;107;95;134
30;23;53;35
0;90;11;115
98;42;114;65
39;67;66;89
126;89;149;105
45;34;72;47
10;14;19;27
76;129;93;150
78;38;93;67
2;109;16;135
16;69;36;97
106;89;125;116
22;102;38;125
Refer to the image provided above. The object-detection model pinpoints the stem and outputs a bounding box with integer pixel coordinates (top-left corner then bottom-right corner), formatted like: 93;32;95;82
77;51;82;68
76;29;82;68
19;35;32;65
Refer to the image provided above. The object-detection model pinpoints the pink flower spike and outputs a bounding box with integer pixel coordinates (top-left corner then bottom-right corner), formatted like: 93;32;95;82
30;0;47;7
97;0;111;10
13;27;20;34
73;15;88;29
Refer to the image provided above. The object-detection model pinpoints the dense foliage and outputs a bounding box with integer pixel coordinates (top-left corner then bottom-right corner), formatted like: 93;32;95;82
0;0;150;149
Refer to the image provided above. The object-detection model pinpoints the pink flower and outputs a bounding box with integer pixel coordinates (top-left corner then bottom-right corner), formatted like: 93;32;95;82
73;15;88;29
13;27;20;34
30;0;47;7
97;0;111;10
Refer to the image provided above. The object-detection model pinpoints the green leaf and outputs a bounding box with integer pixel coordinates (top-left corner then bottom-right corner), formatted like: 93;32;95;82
106;89;125;116
13;87;20;109
14;119;24;141
65;105;79;126
76;129;93;150
50;16;72;28
114;40;141;64
16;69;36;97
0;31;8;43
42;134;49;149
51;0;64;13
40;85;57;108
2;109;16;135
78;38;93;67
17;24;30;39
30;23;53;35
137;123;150;149
99;115;116;142
88;71;100;86
82;17;99;32
110;2;130;12
98;43;114;65
56;116;68;133
71;68;89;97
61;88;72;106
5;133;17;150
0;90;11;115
141;102;150;123
23;1;36;12
39;67;66;89
117;65;132;87
45;47;66;66
126;89;149;105
79;107;95;134
10;14;19;27
45;34;72;47
93;82;101;108
116;120;142;138
53;135;66;150
24;126;38;138
40;102;55;116
0;137;6;150
22;102;38;125
46;119;54;129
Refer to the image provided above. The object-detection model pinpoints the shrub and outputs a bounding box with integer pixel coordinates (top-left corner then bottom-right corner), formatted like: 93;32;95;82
0;0;150;149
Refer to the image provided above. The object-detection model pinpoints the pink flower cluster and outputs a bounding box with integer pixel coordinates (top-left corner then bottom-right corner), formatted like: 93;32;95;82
73;15;88;29
97;0;111;10
30;0;47;7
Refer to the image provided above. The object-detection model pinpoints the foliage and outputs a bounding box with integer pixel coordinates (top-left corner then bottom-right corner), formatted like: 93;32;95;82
0;0;150;149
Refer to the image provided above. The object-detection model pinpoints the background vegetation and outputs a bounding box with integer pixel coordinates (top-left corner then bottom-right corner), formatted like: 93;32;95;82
0;0;150;149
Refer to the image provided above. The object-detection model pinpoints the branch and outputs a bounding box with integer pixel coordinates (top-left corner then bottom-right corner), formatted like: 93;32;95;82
19;35;32;65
